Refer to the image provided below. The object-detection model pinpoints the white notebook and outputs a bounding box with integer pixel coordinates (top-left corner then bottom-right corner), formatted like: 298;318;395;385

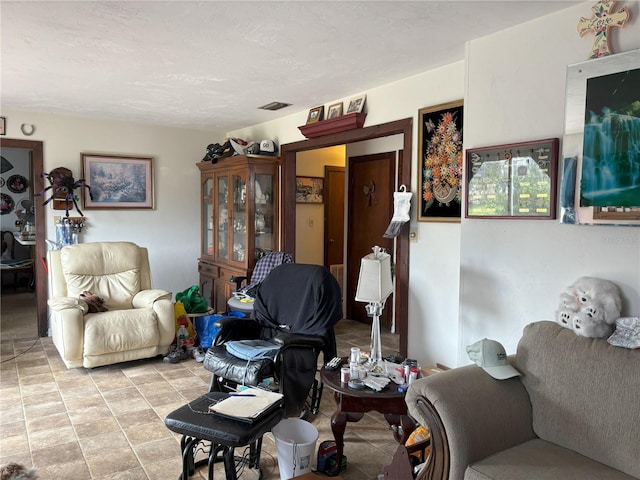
209;387;284;422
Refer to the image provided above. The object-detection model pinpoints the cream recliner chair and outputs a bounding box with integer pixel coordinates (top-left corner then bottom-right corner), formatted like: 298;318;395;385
47;242;174;368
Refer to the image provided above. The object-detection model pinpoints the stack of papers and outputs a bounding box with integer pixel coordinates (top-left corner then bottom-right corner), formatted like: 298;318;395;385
209;387;283;422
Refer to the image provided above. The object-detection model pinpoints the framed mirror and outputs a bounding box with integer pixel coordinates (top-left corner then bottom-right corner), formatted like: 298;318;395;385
563;48;640;225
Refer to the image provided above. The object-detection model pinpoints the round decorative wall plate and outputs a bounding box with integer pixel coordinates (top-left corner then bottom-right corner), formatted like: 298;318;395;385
1;193;15;215
0;177;4;187
7;174;29;193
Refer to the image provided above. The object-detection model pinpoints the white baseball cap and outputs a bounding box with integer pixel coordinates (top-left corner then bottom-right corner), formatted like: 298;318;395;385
466;338;521;380
259;139;278;155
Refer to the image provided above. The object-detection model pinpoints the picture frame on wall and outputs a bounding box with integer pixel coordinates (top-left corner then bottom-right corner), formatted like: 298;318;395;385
295;176;324;203
346;94;366;114
306;106;324;124
327;102;343;119
465;138;558;219
417;100;464;222
82;153;154;209
564;49;640;224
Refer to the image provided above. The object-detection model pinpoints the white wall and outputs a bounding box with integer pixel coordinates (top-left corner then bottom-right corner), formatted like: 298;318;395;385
1;110;218;297
459;2;640;365
229;2;640;369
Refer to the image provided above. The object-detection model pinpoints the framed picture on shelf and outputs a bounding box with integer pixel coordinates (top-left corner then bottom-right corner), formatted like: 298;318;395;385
0;116;5;135
465;138;558;219
306;106;324;124
346;94;366;114
82;153;154;209
327;102;343;119
417;100;464;222
295;176;324;203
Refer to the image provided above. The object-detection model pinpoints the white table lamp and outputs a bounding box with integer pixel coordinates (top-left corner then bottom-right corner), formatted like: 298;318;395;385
355;246;393;369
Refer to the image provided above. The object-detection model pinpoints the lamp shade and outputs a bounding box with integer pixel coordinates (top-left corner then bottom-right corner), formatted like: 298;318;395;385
355;247;393;303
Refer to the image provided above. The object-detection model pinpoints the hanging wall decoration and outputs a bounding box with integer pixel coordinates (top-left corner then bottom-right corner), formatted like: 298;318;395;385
466;139;559;219
417;100;463;222
38;167;93;217
577;0;630;59
564;49;640;225
82;153;154;209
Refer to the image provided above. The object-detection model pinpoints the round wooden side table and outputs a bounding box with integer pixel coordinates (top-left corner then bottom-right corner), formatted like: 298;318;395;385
320;359;415;474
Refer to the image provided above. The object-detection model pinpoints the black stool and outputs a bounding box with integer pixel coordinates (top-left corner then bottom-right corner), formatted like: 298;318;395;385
164;393;284;480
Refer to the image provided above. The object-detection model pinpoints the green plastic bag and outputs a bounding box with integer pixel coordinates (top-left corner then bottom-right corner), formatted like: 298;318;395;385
175;285;209;314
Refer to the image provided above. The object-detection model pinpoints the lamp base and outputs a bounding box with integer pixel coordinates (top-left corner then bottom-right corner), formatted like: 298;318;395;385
366;359;386;376
367;312;384;375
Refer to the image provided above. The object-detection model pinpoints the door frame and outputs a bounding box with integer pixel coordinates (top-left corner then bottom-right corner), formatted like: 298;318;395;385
0;138;47;336
281;118;412;357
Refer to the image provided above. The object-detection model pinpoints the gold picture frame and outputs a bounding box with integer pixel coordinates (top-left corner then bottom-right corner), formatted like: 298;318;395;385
306;106;324;124
417;100;464;222
327;102;343;119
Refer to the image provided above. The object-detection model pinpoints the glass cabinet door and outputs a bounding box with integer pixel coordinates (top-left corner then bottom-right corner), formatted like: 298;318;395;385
215;174;229;261
202;176;213;258
231;171;247;264
254;172;276;254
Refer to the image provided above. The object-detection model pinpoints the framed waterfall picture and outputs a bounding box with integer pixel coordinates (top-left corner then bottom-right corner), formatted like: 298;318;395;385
82;153;154;209
564;49;640;224
417;100;464;222
581;62;640;219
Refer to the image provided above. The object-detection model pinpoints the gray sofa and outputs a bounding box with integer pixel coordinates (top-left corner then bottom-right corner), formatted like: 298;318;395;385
404;321;640;480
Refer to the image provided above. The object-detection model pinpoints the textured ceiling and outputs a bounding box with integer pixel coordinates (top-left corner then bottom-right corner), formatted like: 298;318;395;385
1;1;582;132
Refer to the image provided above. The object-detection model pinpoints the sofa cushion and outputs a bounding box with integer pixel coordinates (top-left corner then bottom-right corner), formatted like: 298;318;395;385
465;438;636;480
61;242;142;310
516;321;640;478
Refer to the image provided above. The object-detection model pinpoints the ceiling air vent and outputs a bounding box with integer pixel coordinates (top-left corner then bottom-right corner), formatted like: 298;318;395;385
258;101;292;111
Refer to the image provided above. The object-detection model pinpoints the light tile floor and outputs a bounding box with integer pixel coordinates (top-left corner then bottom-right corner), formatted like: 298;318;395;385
0;293;402;480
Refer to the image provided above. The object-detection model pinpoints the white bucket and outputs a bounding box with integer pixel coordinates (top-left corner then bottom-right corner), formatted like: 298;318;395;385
272;418;319;480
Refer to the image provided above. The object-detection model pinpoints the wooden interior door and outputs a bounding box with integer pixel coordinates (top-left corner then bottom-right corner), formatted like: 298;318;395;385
324;166;345;269
346;152;394;328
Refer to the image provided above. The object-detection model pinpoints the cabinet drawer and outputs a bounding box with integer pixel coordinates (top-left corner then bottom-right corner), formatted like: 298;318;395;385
198;262;219;277
219;267;246;283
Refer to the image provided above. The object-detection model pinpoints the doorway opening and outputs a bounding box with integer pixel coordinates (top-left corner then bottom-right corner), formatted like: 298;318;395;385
0;138;47;338
281;118;412;357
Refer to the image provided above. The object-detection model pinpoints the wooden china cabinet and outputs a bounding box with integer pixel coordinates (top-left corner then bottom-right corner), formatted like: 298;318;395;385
197;155;279;312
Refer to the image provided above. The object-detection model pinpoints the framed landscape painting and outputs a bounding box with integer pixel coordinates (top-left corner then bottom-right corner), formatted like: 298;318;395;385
295;176;324;203
82;153;154;209
417;100;464;222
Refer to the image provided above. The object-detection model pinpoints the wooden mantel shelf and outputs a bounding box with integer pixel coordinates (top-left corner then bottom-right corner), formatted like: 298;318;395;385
298;112;367;138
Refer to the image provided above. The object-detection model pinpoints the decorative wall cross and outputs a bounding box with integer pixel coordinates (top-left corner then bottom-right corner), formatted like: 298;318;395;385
577;0;630;58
